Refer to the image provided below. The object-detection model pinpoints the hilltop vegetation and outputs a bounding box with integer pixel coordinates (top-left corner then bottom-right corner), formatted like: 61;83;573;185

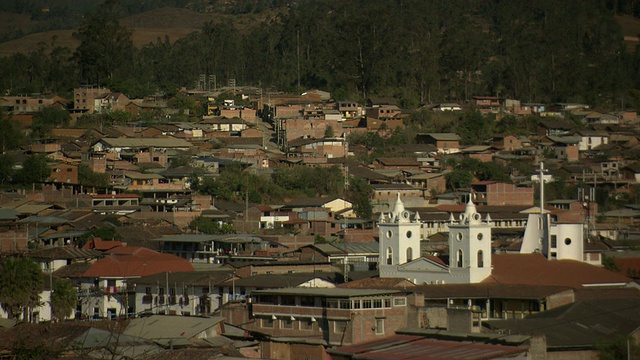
1;0;640;108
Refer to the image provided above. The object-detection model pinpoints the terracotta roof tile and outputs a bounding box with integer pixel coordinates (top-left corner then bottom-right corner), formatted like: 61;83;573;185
485;253;631;288
82;246;193;278
338;276;415;289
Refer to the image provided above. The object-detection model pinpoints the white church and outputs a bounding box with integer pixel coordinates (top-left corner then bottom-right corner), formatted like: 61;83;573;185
379;164;587;285
378;194;493;284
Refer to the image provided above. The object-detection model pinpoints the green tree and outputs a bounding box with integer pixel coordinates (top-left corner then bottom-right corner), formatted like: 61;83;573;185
0;257;43;321
73;0;134;84
602;254;620;272
170;151;195;168
347;176;373;219
597;336;640;360
15;154;51;186
0;116;24;151
50;279;77;321
189;217;236;234
30;107;71;140
445;170;473;191
78;163;109;187
324;125;334;138
0;154;15;186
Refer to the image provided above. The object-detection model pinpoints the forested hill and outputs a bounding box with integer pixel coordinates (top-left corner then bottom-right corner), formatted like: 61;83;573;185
1;0;640;110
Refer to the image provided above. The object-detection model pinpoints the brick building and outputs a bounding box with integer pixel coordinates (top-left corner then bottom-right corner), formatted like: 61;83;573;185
221;288;418;347
471;181;534;206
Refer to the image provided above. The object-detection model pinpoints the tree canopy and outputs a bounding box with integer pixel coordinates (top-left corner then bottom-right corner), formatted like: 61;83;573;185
1;1;639;109
50;279;77;321
0;257;43;321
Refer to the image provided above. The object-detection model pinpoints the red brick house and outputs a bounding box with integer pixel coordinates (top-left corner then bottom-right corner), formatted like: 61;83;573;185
471;181;534;206
48;162;79;184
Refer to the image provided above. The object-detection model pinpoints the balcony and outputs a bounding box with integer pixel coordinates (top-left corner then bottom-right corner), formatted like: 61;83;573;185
252;304;352;320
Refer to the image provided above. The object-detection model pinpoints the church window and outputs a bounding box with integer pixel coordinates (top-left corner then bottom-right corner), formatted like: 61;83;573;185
456;233;463;241
477;233;483;241
457;250;463;268
564;238;572;245
406;230;412;238
406;247;413;262
386;230;393;239
477;250;484;268
386;247;393;265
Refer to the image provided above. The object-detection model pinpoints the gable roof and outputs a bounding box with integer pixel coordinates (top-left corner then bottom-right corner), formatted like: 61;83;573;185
123;315;224;340
485;299;640;349
485;253;631;288
419;133;461;141
28;246;101;260
221;272;336;288
284;196;343;208
413;283;573;300
338;276;415;290
96;138;192;148
328;334;527;360
82;246;194;278
82;237;125;251
374;157;422;166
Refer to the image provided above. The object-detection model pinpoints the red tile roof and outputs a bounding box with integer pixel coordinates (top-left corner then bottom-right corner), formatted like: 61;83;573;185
338;277;416;290
330;334;527;360
82;237;124;251
485;253;631;288
613;257;640;279
82;246;193;278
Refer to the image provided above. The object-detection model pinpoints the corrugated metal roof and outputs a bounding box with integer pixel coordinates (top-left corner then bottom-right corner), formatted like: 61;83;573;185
99;138;192;148
0;208;19;220
330;335;527;359
123;315;224;340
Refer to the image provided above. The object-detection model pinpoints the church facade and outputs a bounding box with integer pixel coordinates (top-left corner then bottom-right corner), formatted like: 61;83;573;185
379;194;493;284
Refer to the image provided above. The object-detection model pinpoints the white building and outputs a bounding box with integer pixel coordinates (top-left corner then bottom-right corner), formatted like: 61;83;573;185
520;163;585;262
379;194;493;284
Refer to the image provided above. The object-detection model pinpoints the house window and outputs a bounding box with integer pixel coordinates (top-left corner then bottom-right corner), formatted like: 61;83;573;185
300;296;315;307
339;300;351;309
373;299;383;308
551;235;557;248
281;318;294;329
281;296;295;306
262;317;274;328
300;318;314;330
333;320;348;334
257;295;276;304
393;298;406;306
362;299;372;309
375;318;385;335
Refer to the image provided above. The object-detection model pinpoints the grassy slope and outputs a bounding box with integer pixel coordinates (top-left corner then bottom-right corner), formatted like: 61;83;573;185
0;6;282;57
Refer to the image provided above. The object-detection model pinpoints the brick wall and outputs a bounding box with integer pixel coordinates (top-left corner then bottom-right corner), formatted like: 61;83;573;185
486;183;534;206
546;290;575;310
0;230;28;254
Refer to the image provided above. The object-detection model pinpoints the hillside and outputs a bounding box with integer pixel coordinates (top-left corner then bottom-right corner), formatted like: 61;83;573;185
617;14;640;50
0;6;282;57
